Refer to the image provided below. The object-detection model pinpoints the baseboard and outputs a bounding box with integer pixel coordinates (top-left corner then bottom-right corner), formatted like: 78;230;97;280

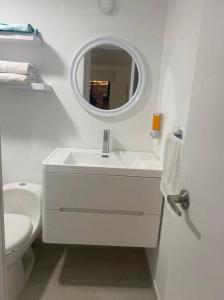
145;248;161;300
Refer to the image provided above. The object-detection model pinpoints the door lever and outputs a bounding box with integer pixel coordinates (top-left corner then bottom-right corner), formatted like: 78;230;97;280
167;189;190;217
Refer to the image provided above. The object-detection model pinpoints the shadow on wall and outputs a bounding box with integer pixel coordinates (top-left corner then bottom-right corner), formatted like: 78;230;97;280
0;89;76;143
0;39;71;142
158;66;176;161
37;42;66;76
0;41;66;76
184;210;202;240
0;88;77;183
0;40;70;183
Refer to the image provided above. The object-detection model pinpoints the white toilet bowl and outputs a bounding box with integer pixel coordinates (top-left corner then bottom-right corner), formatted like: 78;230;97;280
3;182;42;300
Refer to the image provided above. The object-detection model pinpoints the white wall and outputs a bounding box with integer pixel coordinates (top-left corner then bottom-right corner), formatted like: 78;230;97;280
0;0;167;184
155;0;204;160
0;140;6;300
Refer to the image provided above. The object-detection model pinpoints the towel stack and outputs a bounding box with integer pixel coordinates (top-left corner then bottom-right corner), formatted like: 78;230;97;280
0;60;36;85
0;22;38;35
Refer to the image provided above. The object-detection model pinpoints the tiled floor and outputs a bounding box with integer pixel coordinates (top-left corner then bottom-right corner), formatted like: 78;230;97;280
19;243;157;300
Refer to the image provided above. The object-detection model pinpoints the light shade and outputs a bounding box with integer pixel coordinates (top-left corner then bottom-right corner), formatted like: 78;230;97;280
98;0;115;14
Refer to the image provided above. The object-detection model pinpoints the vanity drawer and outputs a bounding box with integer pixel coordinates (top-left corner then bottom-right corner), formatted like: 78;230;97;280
43;209;161;247
44;172;162;214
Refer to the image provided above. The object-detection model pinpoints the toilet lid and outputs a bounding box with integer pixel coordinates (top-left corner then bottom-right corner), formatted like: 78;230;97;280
4;214;33;253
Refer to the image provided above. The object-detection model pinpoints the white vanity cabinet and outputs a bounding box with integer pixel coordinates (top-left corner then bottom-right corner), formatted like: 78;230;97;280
42;148;163;247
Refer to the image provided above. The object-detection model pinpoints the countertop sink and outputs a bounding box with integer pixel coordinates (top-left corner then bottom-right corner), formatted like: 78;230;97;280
43;148;162;177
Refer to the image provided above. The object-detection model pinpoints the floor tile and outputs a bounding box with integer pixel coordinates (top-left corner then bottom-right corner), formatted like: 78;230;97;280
19;244;157;300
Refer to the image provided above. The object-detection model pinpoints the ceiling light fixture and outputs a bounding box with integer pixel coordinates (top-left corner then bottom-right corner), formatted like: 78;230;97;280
98;0;115;15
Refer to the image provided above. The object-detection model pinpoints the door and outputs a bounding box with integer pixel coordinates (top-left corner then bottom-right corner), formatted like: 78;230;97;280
0;137;6;300
163;1;224;299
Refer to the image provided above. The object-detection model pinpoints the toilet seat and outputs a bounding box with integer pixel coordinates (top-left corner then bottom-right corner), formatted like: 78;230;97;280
4;214;33;254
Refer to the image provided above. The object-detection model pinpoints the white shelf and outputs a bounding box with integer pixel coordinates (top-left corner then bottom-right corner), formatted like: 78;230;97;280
0;83;52;91
0;33;41;44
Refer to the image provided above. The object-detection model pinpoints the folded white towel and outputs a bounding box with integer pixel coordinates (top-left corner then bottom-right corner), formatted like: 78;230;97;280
160;134;183;198
0;60;35;76
0;73;32;85
27;71;36;81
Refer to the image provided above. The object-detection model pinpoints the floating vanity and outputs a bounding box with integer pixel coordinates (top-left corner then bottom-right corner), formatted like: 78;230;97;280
42;148;162;247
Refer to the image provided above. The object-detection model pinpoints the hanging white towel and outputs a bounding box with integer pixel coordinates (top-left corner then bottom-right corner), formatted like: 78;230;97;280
0;60;36;78
160;134;183;199
0;73;32;85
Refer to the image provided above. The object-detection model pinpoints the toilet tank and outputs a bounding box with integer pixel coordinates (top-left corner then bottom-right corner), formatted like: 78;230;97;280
3;182;42;228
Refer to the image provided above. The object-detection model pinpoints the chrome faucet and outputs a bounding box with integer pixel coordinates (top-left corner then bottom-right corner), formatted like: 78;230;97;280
102;129;110;157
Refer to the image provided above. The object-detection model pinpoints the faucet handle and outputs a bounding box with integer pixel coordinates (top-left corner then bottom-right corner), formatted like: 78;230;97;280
104;129;110;140
102;129;111;157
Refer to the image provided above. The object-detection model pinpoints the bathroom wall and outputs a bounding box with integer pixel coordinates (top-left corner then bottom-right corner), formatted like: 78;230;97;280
147;0;204;299
0;0;167;183
0;144;6;299
155;0;205;160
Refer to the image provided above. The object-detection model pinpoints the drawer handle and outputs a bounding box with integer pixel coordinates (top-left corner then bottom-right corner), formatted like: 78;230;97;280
60;208;144;216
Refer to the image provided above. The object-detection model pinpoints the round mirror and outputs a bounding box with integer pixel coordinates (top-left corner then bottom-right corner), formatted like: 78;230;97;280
71;37;146;117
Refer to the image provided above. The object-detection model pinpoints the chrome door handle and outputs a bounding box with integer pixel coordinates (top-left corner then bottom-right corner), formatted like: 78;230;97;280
167;189;190;216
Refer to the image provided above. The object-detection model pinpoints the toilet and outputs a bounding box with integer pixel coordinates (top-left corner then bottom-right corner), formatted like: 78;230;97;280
3;182;42;300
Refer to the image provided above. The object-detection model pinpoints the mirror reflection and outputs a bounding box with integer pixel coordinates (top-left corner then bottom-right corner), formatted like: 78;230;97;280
77;45;139;110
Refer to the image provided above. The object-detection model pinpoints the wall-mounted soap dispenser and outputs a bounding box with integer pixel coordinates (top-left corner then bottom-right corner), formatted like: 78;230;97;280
150;113;162;139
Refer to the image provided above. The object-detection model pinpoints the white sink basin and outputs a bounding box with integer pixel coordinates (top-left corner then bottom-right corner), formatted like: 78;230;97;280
43;148;162;177
65;150;145;167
